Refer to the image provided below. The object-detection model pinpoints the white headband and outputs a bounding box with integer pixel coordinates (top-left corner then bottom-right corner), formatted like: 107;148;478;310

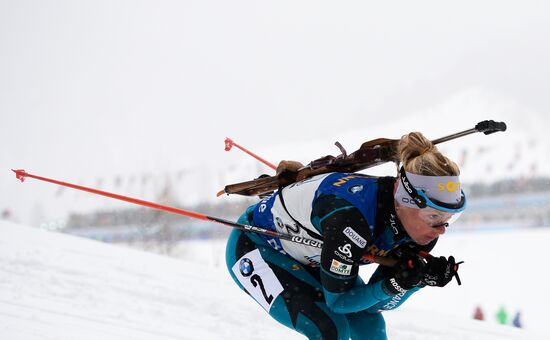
395;171;462;209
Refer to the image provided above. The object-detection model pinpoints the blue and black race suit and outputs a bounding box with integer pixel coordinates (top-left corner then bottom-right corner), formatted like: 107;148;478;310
226;173;436;340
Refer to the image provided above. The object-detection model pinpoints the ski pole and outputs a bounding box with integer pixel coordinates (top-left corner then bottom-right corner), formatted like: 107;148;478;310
224;138;277;170
11;169;394;266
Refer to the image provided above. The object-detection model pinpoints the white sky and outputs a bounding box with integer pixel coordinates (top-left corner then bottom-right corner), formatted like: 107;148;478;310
1;1;549;224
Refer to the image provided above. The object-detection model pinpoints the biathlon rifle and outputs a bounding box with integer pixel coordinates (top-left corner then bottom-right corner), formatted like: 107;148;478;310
219;120;507;197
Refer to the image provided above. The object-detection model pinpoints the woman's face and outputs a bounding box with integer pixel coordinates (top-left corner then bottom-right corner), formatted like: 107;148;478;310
395;203;450;245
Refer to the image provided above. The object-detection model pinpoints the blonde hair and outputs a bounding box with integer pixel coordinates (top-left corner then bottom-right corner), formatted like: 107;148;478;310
398;132;460;176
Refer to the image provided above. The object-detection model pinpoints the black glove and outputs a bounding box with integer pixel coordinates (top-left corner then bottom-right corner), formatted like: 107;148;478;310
383;252;426;295
422;255;463;287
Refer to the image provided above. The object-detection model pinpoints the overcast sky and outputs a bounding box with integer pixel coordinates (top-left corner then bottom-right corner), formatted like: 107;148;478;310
1;0;549;224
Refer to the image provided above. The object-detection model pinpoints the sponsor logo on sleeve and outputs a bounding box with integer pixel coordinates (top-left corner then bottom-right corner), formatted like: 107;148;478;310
343;227;367;248
334;243;354;263
389;277;407;295
337;243;353;258
382;289;407;310
329;259;352;276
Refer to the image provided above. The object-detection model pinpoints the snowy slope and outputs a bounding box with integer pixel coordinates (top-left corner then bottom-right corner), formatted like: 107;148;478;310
1;221;545;339
0;221;297;340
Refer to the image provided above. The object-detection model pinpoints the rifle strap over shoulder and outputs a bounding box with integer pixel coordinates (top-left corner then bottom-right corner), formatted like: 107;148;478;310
277;185;323;241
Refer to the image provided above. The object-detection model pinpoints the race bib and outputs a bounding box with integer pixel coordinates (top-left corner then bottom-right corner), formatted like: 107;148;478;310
232;249;284;312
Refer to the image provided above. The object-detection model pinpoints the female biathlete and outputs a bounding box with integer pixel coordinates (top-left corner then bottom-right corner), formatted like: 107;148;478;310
226;132;465;340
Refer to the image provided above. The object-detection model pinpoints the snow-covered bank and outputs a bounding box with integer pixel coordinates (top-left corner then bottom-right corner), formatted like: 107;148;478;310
415;227;550;333
0;221;297;340
0;221;545;339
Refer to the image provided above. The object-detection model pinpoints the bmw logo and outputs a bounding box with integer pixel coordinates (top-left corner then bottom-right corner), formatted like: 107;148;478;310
239;258;254;277
348;185;363;194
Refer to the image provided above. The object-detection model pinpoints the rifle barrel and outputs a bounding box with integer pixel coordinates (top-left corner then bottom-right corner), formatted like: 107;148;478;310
432;128;477;145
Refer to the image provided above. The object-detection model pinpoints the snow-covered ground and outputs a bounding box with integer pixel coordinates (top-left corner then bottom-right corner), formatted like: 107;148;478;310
1;220;547;339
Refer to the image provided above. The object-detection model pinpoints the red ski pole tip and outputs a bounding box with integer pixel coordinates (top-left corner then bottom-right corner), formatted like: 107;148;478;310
224;138;234;151
11;169;27;182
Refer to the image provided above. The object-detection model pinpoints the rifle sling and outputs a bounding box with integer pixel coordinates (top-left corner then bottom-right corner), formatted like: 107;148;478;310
277;185;323;241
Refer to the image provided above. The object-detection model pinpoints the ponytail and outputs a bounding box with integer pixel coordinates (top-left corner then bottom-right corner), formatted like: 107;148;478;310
398;132;460;176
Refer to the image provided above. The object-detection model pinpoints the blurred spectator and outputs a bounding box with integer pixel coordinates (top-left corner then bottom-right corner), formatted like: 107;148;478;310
473;305;485;321
512;311;523;328
496;305;508;325
2;209;12;220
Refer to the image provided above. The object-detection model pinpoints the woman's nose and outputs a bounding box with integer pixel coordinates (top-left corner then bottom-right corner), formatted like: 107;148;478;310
435;225;446;235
